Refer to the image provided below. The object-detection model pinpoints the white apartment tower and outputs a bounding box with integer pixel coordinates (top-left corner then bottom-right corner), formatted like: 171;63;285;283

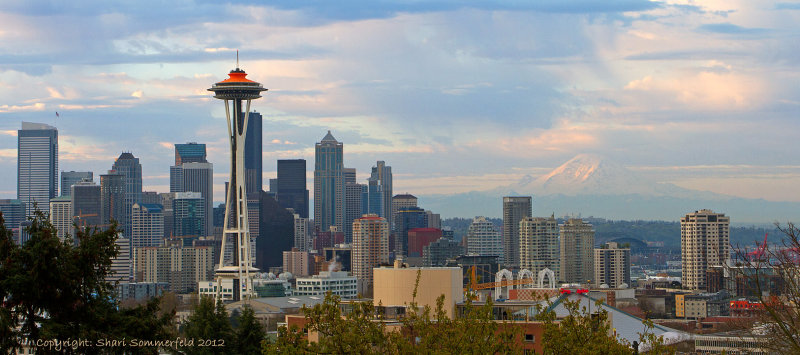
681;209;730;291
466;216;503;264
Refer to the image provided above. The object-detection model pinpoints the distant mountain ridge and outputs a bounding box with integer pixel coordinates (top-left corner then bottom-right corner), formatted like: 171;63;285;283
420;154;800;223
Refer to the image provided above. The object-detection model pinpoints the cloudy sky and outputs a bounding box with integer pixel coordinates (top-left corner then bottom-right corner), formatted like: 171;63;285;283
1;0;799;212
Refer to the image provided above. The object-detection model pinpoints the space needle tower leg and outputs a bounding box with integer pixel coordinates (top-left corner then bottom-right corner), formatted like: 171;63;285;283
209;61;267;302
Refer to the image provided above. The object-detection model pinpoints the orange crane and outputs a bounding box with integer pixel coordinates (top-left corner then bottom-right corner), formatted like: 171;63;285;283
463;265;535;292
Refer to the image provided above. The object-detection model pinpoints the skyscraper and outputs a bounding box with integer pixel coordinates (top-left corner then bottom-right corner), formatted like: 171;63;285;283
71;180;101;232
559;218;595;284
466;216;503;263
0;199;25;231
131;203;165;248
503;196;532;268
314;131;344;233
594;242;631;288
395;206;428;257
391;194;417;231
343;168;363;244
60;171;92;197
112;152;143;237
18;122;58;217
173;192;205;240
100;171;125;229
171;155;213;237
244;111;262;194
366;161;392;226
681;209;730;291
519;216;559;279
174;142;206;165
352;214;389;295
276;159;309;218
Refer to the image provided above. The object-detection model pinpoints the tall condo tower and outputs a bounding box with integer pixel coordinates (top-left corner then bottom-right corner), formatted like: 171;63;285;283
681;209;729;290
503;196;532;268
208;60;267;301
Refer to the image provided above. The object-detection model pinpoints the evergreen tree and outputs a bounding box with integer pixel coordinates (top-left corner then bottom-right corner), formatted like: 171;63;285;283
234;305;266;354
181;296;233;354
0;211;174;354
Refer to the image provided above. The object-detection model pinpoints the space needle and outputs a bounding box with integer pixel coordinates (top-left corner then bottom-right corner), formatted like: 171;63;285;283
208;55;266;301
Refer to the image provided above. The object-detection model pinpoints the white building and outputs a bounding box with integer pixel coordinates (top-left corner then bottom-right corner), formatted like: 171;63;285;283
294;271;358;299
293;213;312;251
49;196;72;240
466;216;503;264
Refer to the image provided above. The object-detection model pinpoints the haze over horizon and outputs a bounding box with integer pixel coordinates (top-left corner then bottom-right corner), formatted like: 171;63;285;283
1;1;799;223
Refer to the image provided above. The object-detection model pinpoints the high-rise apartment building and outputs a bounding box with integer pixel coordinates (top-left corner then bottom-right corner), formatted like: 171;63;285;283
503;196;532;268
18;122;58;217
352;214;389;295
293;213;312;251
71;180;101;231
681;209;730;291
60;171;92;197
112;152;142;237
391;194;417;230
133;244;214;294
100;171;125;229
314;131;344;233
466;216;503;263
519;216;559;278
276;159;309;218
559;218;595;284
49;196;72;240
594;242;631;288
366;161;392;227
131;203;165;248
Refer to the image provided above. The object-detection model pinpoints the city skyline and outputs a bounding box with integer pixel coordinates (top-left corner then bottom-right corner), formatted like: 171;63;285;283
1;2;799;222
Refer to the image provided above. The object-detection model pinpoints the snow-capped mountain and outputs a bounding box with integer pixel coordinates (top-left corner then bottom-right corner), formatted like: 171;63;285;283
419;154;797;222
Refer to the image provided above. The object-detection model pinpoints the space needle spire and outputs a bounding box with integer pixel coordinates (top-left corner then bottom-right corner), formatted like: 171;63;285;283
208;55;267;301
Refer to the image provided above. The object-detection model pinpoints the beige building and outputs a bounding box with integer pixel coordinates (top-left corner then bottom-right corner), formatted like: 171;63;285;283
282;248;311;277
681;209;730;290
49;196;72;240
373;264;463;318
519;216;559;278
133;244;214;294
352;214;390;295
559;218;594;284
594;242;630;288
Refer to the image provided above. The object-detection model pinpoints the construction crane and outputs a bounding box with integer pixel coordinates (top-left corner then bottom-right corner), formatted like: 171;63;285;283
747;233;768;261
462;265;535;292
